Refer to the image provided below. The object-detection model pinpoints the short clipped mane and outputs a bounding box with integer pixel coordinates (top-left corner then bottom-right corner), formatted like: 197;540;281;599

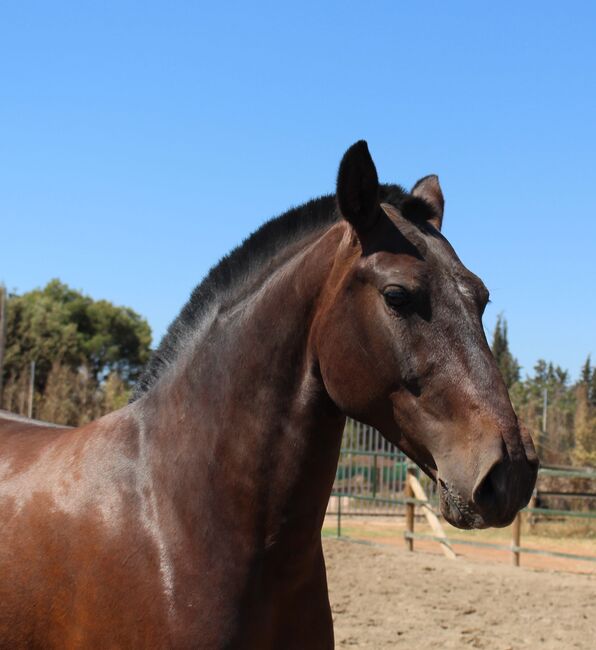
132;184;406;400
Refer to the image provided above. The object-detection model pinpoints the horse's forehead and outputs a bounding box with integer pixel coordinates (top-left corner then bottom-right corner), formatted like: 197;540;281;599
380;202;460;267
424;233;464;272
384;213;465;277
382;222;486;309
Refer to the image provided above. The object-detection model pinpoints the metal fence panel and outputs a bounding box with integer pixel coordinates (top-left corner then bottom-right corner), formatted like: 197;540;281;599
330;418;439;516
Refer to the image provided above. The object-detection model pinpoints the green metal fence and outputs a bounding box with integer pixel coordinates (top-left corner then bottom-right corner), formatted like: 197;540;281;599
330;418;438;516
329;419;596;567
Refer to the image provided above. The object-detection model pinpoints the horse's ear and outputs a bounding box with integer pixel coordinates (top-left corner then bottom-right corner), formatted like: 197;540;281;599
411;175;444;231
336;140;380;236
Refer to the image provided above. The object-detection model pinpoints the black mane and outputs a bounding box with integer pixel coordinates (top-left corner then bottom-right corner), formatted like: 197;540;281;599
132;184;407;400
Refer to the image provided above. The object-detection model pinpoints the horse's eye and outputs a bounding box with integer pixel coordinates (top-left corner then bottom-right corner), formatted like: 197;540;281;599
383;286;410;309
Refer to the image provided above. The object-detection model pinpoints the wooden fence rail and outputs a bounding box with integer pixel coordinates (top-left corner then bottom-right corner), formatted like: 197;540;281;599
330;425;596;568
331;469;596;567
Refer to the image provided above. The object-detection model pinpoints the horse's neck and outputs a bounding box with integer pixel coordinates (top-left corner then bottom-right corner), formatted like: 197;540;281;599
139;224;347;552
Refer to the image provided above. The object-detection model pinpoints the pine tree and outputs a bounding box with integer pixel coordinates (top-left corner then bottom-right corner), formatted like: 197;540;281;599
581;355;592;385
582;355;596;408
491;315;520;389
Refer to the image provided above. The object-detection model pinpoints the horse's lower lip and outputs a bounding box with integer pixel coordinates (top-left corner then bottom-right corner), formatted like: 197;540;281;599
439;479;485;529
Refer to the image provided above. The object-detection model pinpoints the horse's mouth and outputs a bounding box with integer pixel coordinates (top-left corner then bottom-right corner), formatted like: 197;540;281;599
438;479;486;530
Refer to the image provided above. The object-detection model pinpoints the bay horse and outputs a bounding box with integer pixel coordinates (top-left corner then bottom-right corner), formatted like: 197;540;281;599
0;141;538;649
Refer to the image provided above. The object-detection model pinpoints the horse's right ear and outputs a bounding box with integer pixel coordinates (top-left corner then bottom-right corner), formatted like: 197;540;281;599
336;140;380;236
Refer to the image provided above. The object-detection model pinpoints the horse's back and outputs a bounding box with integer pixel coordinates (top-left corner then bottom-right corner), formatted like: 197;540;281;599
0;409;77;482
0;409;71;435
0;407;135;514
0;407;177;647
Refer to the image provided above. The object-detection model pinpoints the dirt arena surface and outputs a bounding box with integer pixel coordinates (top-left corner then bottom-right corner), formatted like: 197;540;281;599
323;538;595;649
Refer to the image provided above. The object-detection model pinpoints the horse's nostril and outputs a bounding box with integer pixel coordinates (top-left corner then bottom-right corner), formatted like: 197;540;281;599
472;459;506;511
470;448;539;526
473;469;497;509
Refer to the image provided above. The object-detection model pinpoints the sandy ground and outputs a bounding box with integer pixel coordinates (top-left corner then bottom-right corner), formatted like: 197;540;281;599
323;538;595;649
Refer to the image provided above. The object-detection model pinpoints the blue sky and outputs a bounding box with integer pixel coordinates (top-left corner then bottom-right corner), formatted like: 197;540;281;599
1;2;594;379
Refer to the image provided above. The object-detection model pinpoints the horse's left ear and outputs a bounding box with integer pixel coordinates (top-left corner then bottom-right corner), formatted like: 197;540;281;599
411;175;444;231
336;140;380;236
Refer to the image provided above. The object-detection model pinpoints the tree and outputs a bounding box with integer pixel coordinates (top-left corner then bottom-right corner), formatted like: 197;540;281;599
581;355;592;385
490;314;520;389
509;358;578;465
581;355;596;408
1;280;152;423
35;362;100;426
2;280;151;394
101;371;131;412
572;382;596;467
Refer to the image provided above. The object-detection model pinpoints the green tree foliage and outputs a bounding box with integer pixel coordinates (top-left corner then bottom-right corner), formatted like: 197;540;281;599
0;280;152;425
572;382;596;466
570;356;596;466
2;279;151;393
581;355;596;408
581;356;591;385
490;318;593;467
510;360;576;464
490;315;520;389
35;362;99;426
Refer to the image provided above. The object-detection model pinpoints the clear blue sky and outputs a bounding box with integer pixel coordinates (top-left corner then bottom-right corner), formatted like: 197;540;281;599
1;2;594;380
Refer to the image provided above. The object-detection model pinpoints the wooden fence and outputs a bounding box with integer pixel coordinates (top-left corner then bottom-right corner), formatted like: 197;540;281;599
329;419;596;568
402;466;596;567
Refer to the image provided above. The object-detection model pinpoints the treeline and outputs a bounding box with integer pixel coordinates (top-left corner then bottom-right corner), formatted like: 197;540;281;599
492;315;595;467
0;280;151;425
0;282;594;468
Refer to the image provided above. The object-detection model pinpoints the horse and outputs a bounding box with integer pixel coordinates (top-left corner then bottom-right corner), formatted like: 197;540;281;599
0;141;538;649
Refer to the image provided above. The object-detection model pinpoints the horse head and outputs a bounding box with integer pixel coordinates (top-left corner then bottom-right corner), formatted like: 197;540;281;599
314;141;538;529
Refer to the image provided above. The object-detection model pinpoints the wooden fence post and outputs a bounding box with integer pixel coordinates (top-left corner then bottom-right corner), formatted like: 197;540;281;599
511;512;521;567
407;470;457;560
405;466;415;551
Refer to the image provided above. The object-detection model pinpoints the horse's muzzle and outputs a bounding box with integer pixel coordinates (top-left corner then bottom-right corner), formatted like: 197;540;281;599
438;436;539;530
